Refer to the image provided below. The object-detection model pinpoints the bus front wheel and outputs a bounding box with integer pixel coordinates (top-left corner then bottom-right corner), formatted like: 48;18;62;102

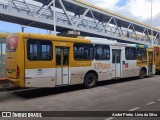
84;73;97;88
139;69;146;79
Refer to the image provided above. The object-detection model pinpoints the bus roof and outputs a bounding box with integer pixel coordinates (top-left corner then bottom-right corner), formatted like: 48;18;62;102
84;37;117;44
10;33;149;48
84;36;149;48
11;33;91;43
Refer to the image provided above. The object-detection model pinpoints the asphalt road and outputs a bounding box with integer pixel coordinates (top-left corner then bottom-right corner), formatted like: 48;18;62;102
0;75;160;120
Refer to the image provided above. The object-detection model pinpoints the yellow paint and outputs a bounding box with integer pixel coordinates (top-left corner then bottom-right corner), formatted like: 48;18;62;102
132;34;156;40
6;33;92;87
0;33;9;38
6;32;157;88
136;47;155;68
140;45;144;48
153;46;160;72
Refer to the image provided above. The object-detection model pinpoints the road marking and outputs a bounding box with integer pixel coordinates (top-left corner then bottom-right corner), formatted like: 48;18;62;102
147;102;155;105
104;96;160;120
128;107;140;111
104;117;115;120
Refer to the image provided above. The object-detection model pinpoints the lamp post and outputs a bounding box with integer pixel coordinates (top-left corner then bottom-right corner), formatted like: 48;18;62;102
53;0;56;35
21;25;26;32
151;0;153;46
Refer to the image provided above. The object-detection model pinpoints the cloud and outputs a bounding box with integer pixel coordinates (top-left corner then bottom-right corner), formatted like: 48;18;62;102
84;0;160;28
84;0;119;10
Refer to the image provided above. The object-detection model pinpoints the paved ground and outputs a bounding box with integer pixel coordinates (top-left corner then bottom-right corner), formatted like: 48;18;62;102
0;75;160;120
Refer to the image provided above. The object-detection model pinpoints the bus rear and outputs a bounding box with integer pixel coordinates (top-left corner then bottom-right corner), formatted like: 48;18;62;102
5;34;24;87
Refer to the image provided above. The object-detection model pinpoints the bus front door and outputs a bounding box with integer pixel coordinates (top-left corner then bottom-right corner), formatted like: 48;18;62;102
56;47;70;86
112;49;121;78
148;51;153;74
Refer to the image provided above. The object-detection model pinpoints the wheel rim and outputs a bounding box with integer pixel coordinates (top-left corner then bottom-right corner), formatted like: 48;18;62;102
85;73;97;88
140;70;145;78
88;77;94;85
88;77;93;85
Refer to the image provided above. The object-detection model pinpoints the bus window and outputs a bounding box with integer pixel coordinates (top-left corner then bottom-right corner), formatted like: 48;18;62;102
112;50;121;63
0;43;6;66
56;48;61;65
27;39;52;61
74;43;94;60
2;43;6;55
63;48;69;65
95;44;110;60
137;48;147;60
41;41;52;60
125;47;136;60
28;40;38;60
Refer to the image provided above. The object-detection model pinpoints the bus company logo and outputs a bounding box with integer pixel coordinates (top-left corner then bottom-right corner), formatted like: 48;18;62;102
10;38;16;49
94;63;110;69
2;112;11;117
6;36;18;52
9;37;18;50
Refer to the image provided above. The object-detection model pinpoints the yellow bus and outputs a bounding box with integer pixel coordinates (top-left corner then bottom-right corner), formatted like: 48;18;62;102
154;46;160;73
5;33;155;88
0;33;9;80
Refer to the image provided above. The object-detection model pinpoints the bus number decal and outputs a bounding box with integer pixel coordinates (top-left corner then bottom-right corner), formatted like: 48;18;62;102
60;42;66;46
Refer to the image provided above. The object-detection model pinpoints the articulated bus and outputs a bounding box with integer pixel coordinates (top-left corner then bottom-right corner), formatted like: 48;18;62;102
5;33;155;88
0;33;8;79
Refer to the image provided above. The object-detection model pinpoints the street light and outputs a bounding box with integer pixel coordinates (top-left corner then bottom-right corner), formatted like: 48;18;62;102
151;0;153;46
21;25;26;32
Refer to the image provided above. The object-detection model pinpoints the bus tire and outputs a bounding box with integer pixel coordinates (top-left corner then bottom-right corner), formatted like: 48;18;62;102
139;69;146;79
84;73;97;88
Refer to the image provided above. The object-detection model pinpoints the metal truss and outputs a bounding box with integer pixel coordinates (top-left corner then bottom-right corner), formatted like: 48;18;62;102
0;0;160;45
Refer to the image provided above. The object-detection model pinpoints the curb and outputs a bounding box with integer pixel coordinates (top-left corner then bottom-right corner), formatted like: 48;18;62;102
0;80;10;91
0;78;7;81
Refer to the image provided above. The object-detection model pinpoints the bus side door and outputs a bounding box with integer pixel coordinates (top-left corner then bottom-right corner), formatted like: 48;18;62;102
56;47;70;85
112;49;122;78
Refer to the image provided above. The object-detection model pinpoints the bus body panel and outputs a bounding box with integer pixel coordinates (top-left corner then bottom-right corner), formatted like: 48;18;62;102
147;48;155;74
5;33;156;88
6;36;19;79
6;34;25;87
25;68;56;87
121;60;140;78
154;46;160;73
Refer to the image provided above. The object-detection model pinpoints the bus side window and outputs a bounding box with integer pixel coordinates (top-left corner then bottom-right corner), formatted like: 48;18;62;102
74;43;93;60
56;48;61;65
27;39;52;61
125;47;136;60
27;41;38;60
95;44;110;60
137;48;147;60
63;49;69;65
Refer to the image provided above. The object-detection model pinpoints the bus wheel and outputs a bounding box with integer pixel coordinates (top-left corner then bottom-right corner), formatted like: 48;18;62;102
84;73;97;88
139;69;146;79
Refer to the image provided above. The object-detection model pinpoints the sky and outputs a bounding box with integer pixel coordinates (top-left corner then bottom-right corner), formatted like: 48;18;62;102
84;0;160;27
0;0;160;33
